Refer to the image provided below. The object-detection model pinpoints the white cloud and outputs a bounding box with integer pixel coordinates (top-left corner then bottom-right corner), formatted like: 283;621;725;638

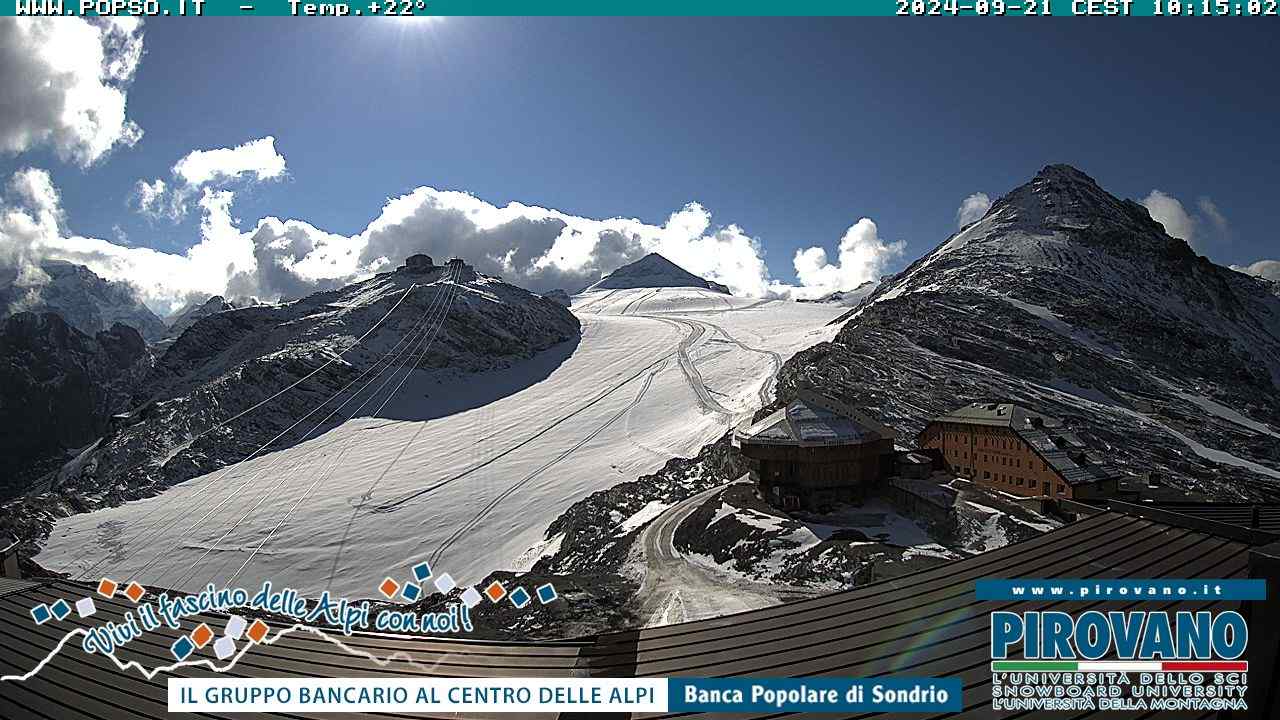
3;165;908;314
786;218;905;300
1141;190;1231;250
133;136;287;221
955;192;991;228
132;177;173;219
355;192;778;298
0;18;144;167
1232;260;1280;283
0;168;62;272
1142;190;1196;244
1197;196;1229;238
171;136;287;187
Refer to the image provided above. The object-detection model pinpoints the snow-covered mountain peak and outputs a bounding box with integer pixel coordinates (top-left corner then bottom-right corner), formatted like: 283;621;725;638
862;164;1223;320
808;164;1280;502
0;260;168;341
977;164;1174;253
586;253;730;294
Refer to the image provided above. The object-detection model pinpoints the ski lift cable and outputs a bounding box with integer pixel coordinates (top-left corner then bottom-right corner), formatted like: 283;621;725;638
140;266;464;587
72;274;445;582
169;265;466;588
222;266;468;589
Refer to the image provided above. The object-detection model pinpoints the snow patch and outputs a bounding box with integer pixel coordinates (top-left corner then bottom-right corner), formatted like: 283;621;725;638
614;501;671;536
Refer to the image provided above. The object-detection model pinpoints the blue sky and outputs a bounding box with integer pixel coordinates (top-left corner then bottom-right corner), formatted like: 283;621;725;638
1;18;1276;310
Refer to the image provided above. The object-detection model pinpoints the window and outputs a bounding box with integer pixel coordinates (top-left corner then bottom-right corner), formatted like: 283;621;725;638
1029;479;1037;489
1057;483;1067;496
983;470;990;479
1017;477;1024;486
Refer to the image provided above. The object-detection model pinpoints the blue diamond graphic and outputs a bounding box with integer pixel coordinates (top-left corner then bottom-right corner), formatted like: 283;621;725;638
509;587;531;609
402;582;421;602
49;599;71;621
171;636;195;661
536;583;558;604
30;604;51;625
412;561;432;582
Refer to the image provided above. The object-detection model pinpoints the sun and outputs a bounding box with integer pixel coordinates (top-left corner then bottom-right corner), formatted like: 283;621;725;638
389;15;443;24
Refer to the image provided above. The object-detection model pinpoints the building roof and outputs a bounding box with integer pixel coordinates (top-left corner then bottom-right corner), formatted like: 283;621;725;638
0;508;1262;719
1128;502;1280;534
932;401;1061;429
927;402;1119;487
735;389;897;447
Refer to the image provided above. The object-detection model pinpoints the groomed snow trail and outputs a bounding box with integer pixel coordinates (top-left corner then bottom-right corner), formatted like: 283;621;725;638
38;288;843;596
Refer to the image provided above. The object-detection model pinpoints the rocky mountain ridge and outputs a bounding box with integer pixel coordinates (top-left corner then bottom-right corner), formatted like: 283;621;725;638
798;280;880;307
2;260;580;555
0;313;152;496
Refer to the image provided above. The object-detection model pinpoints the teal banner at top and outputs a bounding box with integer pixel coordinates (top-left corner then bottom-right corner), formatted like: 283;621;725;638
5;0;1279;15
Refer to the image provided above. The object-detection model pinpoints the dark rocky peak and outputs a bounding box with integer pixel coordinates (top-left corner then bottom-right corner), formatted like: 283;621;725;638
200;295;232;310
96;322;149;368
3;311;77;349
165;294;239;339
0;311;153;483
2;312;146;370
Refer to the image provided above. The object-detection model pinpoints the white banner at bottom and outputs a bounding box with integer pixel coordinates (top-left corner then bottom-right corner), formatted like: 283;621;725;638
169;677;668;713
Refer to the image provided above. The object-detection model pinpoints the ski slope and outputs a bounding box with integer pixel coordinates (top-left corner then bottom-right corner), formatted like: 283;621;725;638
38;287;844;597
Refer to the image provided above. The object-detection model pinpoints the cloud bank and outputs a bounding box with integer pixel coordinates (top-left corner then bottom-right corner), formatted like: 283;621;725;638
1232;260;1280;283
2;157;906;313
0;18;144;167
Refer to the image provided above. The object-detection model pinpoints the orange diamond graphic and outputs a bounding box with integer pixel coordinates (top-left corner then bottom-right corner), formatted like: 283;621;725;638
123;582;145;603
378;577;399;599
483;581;506;603
191;623;214;648
247;619;269;644
97;578;118;599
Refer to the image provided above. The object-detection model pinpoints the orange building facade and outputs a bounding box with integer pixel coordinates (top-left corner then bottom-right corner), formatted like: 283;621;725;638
918;403;1118;500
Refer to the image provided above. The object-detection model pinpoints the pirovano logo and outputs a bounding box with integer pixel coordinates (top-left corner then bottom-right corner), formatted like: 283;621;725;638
981;579;1259;713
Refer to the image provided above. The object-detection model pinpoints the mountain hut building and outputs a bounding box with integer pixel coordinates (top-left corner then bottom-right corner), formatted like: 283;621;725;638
735;389;897;511
917;402;1120;500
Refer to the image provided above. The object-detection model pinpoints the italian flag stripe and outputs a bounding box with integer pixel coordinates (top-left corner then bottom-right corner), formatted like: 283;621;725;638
991;660;1247;672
